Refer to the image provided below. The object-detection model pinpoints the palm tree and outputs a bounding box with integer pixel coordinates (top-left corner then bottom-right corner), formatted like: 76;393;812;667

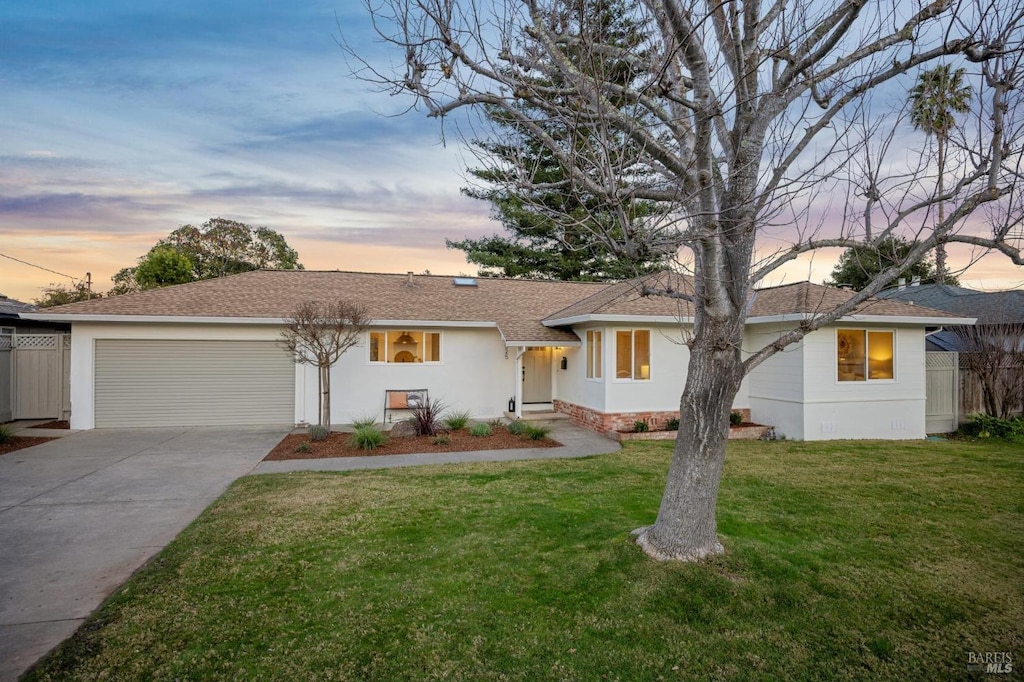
908;64;973;284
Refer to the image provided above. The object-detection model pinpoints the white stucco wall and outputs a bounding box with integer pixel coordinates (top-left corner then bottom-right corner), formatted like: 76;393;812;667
744;323;927;440
67;322;286;430
308;326;515;425
552;326;605;412
66;318;930;439
800;325;927;440
555;323;752;415
746;325;805;439
603;324;690;413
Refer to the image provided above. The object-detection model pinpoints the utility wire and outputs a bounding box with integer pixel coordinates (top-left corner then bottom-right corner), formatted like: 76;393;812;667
0;251;77;281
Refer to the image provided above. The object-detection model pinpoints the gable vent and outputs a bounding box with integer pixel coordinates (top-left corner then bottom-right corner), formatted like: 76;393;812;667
453;277;477;287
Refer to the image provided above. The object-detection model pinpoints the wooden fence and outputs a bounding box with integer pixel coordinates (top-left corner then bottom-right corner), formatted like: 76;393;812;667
959;361;1024;420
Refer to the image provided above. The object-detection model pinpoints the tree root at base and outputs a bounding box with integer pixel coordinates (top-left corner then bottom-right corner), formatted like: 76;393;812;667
632;525;725;562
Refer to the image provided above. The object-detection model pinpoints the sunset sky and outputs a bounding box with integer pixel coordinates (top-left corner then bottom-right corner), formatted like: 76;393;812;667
2;1;1021;304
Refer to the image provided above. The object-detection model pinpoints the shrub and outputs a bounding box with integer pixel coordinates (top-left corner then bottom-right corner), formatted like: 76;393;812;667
666;417;680;431
350;425;386;450
308;424;330;442
469;422;492;437
730;411;744;426
351;415;378;430
506;420;526;435
959;414;1024;442
432;434;451;445
0;425;12;445
294;442;312;453
633;420;649;433
522;424;551;441
443;410;471;431
410;398;446;436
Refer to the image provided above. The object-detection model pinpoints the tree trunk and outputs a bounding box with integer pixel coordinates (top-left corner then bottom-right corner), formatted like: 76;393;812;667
935;136;948;284
634;323;745;561
320;363;331;430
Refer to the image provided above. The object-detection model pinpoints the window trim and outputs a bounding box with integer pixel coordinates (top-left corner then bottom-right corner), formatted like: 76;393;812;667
835;328;896;383
585;329;603;381
368;329;443;365
613;328;652;382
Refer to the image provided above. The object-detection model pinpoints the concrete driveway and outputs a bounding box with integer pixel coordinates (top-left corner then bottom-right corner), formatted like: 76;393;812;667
0;426;290;681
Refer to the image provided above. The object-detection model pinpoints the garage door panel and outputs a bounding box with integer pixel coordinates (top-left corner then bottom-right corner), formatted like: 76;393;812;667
95;340;295;427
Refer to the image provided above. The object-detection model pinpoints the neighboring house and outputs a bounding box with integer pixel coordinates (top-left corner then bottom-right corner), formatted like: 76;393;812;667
0;294;71;334
24;270;970;440
878;283;1024;417
877;283;1024;351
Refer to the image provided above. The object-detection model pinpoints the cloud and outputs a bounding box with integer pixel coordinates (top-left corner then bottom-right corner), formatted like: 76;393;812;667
0;192;169;219
0;154;99;172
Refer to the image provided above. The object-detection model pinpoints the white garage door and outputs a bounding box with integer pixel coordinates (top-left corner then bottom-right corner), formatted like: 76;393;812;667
95;340;295;427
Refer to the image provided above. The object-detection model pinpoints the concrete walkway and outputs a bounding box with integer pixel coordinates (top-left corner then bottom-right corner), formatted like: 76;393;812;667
253;421;620;473
0;426;290;682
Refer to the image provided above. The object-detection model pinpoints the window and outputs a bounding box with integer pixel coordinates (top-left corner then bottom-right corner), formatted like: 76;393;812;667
586;330;602;379
837;329;894;381
615;329;650;380
369;330;441;363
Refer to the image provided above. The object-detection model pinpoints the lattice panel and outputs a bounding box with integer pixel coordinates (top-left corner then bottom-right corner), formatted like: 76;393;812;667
0;335;11;351
925;352;957;370
14;334;60;349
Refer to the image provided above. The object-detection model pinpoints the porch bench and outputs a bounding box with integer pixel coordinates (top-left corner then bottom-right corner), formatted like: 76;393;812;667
384;388;429;423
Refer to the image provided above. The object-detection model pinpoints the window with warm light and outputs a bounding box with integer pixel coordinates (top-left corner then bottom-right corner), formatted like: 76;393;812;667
837;329;893;381
369;330;441;363
586;330;603;379
615;329;651;380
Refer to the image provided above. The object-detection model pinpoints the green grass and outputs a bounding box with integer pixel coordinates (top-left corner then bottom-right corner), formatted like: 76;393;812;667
27;439;1023;681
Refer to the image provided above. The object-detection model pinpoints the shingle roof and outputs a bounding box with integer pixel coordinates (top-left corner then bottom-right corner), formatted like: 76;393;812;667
41;270;607;344
543;274;963;322
544;271;696;320
878;284;1024;324
750;281;962;319
0;294;37;319
38;269;964;340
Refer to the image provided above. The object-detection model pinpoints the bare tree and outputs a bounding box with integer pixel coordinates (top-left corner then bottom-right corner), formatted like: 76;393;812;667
279;301;371;431
955;319;1024;419
345;0;1024;560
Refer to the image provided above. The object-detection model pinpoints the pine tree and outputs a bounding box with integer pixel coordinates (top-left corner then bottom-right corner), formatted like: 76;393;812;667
448;0;672;281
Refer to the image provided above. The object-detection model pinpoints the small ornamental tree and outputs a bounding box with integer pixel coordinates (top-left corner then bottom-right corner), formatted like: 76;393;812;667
279;301;371;431
954;319;1024;420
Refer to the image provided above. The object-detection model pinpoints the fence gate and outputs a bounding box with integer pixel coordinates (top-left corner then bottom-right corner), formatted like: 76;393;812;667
12;334;71;420
925;351;958;434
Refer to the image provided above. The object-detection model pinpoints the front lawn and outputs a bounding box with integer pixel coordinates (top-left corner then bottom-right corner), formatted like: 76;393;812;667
27;439;1023;681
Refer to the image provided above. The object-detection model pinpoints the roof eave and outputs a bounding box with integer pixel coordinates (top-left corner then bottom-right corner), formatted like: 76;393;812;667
542;314;692;326
746;313;977;325
503;339;581;348
21;314;505;328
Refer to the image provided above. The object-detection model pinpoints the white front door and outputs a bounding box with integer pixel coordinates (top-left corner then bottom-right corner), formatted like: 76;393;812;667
522;348;552;403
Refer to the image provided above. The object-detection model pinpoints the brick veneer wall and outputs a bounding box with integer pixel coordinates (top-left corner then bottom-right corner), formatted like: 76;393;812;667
553;400;751;435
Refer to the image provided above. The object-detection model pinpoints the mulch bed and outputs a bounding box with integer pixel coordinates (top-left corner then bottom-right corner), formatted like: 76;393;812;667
265;427;562;461
28;420;70;429
0;436;58;456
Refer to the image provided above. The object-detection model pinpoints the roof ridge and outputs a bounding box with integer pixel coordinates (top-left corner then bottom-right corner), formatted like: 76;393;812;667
256;269;611;286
